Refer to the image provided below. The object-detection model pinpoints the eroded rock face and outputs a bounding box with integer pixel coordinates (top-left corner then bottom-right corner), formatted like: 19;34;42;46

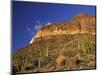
30;13;95;43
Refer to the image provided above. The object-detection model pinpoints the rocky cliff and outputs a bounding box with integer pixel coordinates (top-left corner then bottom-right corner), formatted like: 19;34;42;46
30;14;96;44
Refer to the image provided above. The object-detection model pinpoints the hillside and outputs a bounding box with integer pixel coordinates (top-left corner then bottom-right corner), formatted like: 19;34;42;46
12;14;96;74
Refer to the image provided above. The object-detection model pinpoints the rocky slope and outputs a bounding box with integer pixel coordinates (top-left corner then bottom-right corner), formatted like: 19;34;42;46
12;13;96;74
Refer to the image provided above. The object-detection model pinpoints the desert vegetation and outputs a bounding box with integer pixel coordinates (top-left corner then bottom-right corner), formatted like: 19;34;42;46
12;14;96;74
12;33;96;74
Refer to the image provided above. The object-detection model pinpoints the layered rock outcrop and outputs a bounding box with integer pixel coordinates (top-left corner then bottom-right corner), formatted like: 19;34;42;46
30;14;96;44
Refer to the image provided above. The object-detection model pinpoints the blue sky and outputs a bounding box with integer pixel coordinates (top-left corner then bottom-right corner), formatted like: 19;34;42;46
12;1;96;52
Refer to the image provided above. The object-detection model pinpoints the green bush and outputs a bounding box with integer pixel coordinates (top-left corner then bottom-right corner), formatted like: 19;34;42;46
78;34;95;54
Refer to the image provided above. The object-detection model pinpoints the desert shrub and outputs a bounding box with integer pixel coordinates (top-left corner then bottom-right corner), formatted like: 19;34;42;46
78;34;95;54
14;53;31;72
65;50;78;57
